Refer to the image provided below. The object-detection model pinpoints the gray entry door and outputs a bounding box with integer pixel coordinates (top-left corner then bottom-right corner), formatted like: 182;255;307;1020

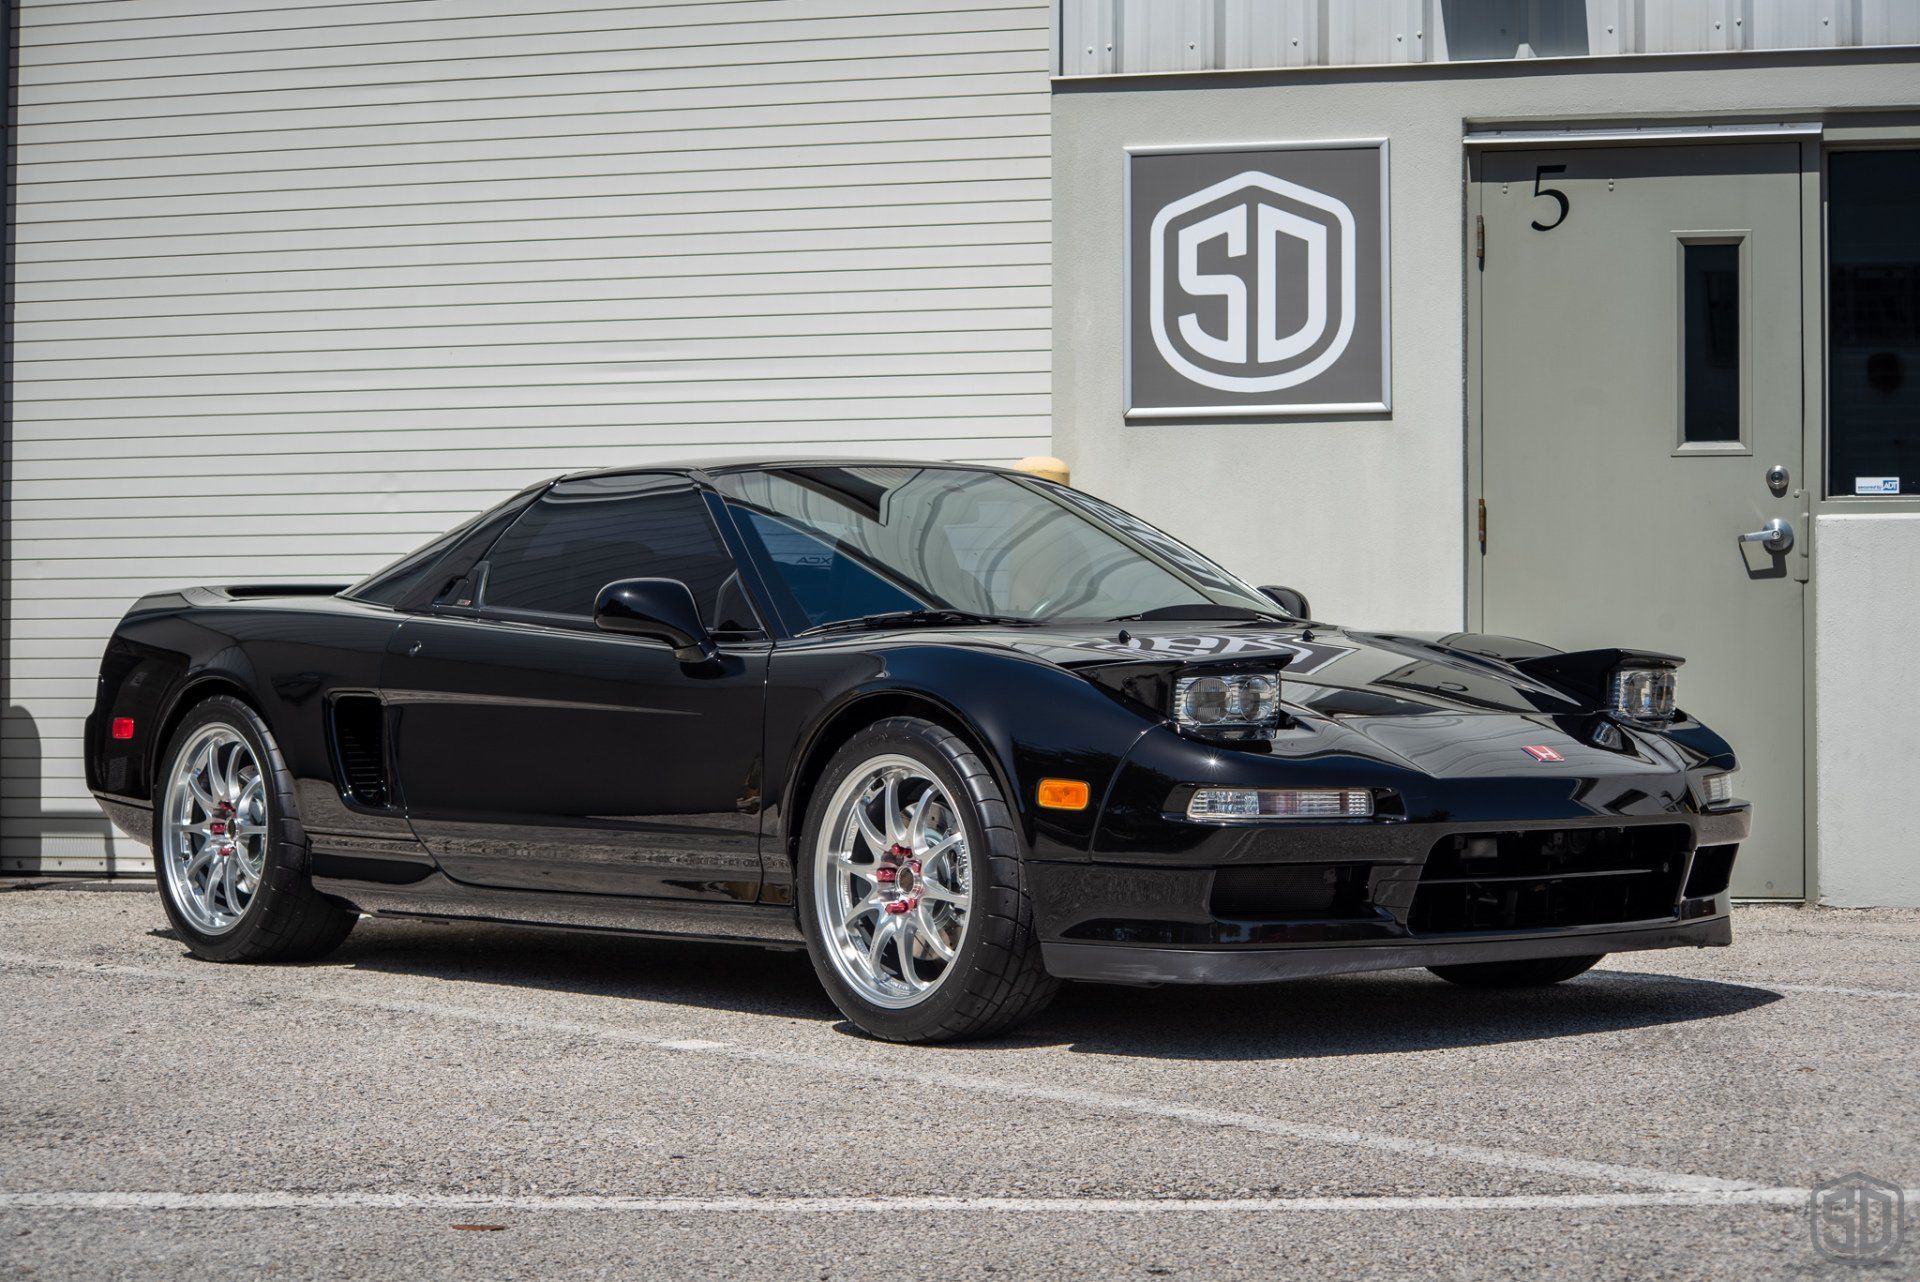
1474;142;1805;898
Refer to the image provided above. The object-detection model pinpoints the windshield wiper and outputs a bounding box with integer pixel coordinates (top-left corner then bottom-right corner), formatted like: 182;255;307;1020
797;608;1037;637
1106;604;1288;623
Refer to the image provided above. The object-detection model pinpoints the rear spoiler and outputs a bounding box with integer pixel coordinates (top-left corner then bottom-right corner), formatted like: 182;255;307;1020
125;584;353;614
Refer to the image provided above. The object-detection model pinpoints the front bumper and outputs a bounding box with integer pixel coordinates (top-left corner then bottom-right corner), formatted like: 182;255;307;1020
1043;912;1731;985
1030;801;1749;985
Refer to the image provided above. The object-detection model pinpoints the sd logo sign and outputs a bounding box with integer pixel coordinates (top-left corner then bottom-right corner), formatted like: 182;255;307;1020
1127;141;1389;418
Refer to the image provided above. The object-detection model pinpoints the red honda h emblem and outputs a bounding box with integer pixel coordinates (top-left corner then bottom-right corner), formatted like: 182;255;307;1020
1522;745;1564;763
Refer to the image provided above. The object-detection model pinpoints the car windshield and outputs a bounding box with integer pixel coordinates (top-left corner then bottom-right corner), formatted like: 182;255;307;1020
715;465;1277;630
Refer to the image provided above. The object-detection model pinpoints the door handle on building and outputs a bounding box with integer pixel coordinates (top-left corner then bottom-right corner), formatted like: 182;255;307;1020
1738;517;1794;554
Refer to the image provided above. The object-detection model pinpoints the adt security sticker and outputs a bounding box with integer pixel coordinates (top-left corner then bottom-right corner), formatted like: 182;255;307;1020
1854;477;1901;495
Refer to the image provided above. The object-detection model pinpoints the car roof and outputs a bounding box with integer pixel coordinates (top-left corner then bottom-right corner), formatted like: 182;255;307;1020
555;457;1021;483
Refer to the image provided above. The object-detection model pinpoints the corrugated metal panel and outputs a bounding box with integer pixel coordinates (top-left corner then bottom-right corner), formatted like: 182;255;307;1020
2;0;1054;875
1060;0;1918;75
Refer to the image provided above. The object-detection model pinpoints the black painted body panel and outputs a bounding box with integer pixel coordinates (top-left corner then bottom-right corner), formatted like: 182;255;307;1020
380;615;767;902
86;459;1749;976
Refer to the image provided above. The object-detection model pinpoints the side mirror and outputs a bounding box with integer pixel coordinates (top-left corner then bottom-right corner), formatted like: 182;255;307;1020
593;578;718;663
1259;585;1312;620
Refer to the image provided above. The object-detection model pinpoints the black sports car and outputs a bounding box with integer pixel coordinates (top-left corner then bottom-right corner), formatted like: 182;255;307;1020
86;459;1748;1042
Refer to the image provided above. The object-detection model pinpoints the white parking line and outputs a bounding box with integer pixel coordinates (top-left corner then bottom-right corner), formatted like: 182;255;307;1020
0;949;1760;1196
1597;971;1920;1001
1;1189;1885;1215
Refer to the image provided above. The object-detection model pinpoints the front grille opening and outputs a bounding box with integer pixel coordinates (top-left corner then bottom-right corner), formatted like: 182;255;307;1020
331;695;390;808
1684;844;1738;898
1210;863;1373;920
1409;825;1689;934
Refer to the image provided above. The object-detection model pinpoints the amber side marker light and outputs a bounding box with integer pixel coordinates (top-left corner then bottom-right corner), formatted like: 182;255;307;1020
110;718;136;741
1036;779;1091;811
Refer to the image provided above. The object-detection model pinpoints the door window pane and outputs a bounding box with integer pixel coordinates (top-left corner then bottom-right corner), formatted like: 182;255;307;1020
1830;150;1920;496
732;507;922;628
1682;242;1741;444
481;476;752;629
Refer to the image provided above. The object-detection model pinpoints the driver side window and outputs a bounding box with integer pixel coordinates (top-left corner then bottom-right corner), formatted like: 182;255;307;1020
481;476;758;632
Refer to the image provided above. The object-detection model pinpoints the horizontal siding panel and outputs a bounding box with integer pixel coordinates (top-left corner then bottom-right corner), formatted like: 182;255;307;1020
11;367;1053;419
11;326;1047;380
16;159;1051;227
15;73;1043;145
13;305;1050;361
12;424;1053;480
13;288;1053;347
22;9;1047;83
14;40;1043;109
4;0;1052;875
16;104;1044;177
18;0;937;33
15;135;1052;206
14;178;1051;245
24;0;1031;51
16;201;1048;265
14;239;1051;301
16;267;1047;329
11;412;1056;465
8;492;519;521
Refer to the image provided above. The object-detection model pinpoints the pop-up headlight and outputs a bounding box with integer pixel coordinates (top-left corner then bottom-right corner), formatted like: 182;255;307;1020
1609;666;1677;723
1173;672;1281;733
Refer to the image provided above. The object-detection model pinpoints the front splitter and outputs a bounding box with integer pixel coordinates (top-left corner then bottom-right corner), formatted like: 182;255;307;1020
1041;914;1732;985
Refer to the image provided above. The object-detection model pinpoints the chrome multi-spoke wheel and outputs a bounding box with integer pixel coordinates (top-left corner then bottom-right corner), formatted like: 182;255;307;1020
160;724;268;935
813;753;973;1009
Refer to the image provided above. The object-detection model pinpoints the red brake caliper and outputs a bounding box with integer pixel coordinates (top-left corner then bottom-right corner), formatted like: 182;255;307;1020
882;845;919;913
209;801;236;857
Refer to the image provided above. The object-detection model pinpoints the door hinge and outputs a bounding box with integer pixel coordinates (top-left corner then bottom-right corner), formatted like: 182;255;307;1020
1477;498;1487;552
1475;214;1484;266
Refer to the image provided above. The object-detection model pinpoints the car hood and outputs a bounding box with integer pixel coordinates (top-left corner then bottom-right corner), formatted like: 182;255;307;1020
973;621;1591;719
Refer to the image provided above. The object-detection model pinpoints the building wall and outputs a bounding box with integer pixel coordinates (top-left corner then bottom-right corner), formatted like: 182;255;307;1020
1;0;1054;874
1812;513;1920;907
1061;0;1920;76
1053;53;1920;905
1054;54;1917;630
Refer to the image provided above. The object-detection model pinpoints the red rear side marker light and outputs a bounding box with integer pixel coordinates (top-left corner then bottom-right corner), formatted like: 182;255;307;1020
111;718;136;740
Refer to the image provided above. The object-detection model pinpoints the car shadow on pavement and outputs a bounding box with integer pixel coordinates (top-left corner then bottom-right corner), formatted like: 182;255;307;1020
1034;969;1782;1060
311;918;1779;1058
326;917;845;1023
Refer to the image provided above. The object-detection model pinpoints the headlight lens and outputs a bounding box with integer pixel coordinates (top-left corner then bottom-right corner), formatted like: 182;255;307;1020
1609;666;1677;721
1174;672;1281;731
1701;769;1737;807
1187;788;1374;821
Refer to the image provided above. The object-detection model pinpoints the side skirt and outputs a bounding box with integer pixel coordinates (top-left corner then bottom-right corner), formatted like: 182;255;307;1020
312;871;805;949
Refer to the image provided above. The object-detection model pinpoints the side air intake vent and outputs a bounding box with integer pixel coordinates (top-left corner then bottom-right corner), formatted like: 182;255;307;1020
331;695;390;808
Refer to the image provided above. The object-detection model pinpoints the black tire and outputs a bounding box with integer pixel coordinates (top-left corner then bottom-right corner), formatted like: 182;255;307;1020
1427;953;1604;988
797;716;1058;1043
151;695;357;963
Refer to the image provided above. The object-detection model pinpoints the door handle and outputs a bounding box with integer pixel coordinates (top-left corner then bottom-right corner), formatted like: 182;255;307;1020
1738;517;1794;554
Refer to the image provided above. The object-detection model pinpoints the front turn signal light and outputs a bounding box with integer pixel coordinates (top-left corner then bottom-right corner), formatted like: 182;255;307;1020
1037;779;1091;811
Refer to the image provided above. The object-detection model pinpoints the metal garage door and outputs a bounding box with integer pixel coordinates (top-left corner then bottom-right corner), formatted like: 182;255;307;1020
2;0;1054;874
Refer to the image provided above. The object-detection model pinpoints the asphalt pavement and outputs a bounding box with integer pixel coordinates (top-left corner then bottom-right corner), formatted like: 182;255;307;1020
2;881;1915;1280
